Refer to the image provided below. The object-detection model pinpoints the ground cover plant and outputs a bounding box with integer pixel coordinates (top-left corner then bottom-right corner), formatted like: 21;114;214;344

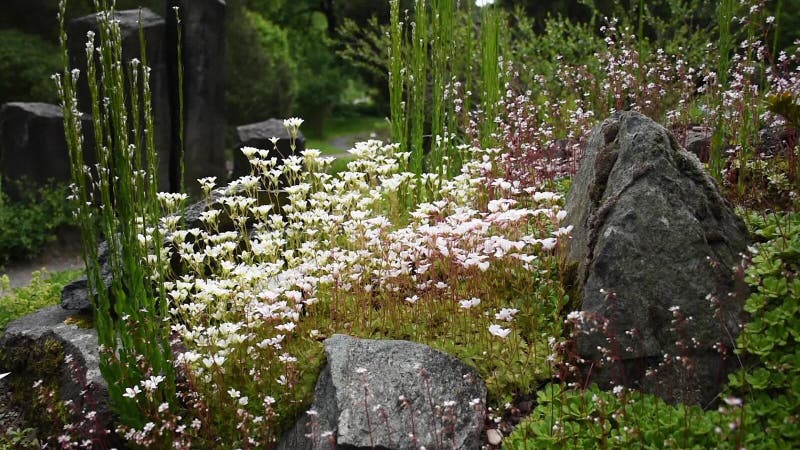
0;269;82;333
4;0;799;448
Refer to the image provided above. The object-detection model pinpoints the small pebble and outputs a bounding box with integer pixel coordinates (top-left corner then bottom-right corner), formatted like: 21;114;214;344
487;428;503;445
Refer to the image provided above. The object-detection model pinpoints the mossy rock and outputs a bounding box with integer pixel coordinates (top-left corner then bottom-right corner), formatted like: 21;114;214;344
0;306;115;443
0;336;68;431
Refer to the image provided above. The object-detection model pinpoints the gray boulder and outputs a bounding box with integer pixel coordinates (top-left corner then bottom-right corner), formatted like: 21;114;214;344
279;334;486;450
0;306;116;444
166;0;227;193
68;8;172;192
0;103;95;199
563;111;750;406
232;118;306;180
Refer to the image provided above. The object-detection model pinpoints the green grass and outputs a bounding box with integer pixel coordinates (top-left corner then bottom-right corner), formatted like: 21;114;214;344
0;269;82;333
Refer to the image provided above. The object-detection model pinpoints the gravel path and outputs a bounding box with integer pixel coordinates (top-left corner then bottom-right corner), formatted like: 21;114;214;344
1;228;84;290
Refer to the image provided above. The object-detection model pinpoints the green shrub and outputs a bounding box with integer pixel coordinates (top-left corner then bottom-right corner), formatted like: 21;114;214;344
290;16;349;136
0;29;61;105
0;269;82;333
508;10;604;97
225;3;297;126
0;182;77;266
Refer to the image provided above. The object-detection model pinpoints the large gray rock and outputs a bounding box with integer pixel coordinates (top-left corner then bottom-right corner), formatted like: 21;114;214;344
563;111;750;406
68;9;172;192
0;306;116;444
166;0;227;193
279;335;486;450
0;103;94;199
232;118;306;180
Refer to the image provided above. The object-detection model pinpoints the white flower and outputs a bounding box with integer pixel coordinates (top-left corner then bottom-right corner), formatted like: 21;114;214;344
488;324;512;339
284;117;304;129
228;388;241;399
459;297;481;309
123;385;142;398
494;308;519;322
241;146;259;158
724;396;742;407
141;375;165;392
475;0;495;7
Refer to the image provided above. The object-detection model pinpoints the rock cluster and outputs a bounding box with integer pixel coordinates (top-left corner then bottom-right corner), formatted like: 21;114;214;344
1;3;228;196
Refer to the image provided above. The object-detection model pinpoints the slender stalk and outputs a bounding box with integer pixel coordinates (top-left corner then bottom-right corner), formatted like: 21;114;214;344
710;0;736;179
58;0;177;428
480;4;500;149
410;0;427;177
174;6;185;198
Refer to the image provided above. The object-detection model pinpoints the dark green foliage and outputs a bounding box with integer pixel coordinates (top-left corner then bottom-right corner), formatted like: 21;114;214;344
225;3;297;127
0;29;61;105
509;213;800;449
507;384;731;449
508;10;604;95
0;182;76;266
290;21;348;136
726;212;800;447
0;337;67;433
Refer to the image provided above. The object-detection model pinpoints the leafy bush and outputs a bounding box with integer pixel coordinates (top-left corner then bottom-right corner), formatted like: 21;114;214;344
0;182;76;266
508;10;605;95
290;17;349;136
0;269;82;333
0;29;61;105
225;4;297;126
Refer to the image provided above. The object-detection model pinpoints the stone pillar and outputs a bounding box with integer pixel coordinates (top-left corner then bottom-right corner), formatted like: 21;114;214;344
68;9;172;192
166;0;227;194
0;102;95;200
232;119;306;180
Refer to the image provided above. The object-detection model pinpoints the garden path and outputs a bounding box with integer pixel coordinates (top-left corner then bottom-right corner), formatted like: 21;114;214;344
0;228;83;291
